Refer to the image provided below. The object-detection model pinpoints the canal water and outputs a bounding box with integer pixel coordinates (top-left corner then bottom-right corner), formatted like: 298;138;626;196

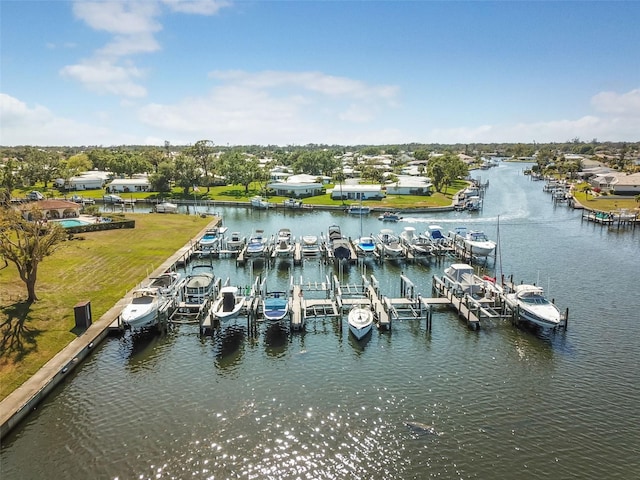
2;163;639;479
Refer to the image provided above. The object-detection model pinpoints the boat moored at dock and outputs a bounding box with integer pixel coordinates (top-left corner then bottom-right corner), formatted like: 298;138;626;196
504;284;563;330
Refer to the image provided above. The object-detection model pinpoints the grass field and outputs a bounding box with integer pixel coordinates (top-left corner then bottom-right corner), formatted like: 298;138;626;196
0;213;212;401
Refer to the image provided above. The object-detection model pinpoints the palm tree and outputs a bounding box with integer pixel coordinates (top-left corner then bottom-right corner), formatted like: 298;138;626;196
581;184;592;201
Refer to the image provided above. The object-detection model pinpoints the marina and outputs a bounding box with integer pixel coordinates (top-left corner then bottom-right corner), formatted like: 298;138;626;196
2;162;640;480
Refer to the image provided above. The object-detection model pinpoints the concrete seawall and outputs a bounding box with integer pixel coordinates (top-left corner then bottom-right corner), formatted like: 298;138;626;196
0;219;221;438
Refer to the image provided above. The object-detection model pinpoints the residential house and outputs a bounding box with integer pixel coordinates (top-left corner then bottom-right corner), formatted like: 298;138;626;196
330;184;384;200
19;199;81;220
106;177;151;193
386;176;433;195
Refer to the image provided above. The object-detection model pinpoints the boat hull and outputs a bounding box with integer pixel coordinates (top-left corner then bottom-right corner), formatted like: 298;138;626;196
348;306;374;340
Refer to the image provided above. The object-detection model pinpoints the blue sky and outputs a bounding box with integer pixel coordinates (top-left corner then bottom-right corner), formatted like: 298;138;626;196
1;0;639;147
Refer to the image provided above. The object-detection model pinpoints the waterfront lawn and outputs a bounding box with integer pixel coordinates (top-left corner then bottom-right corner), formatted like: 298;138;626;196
0;213;212;401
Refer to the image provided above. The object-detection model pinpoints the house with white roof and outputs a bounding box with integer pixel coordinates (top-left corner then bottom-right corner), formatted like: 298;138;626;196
267;174;325;198
330;184;384;200
106;177;151;193
55;171;111;191
386;176;433;195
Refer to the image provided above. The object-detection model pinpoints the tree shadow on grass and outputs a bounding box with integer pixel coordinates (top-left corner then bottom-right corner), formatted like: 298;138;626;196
0;302;41;363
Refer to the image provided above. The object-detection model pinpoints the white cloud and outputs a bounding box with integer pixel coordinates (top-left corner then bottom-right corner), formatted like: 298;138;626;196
64;1;230;98
162;0;231;16
591;88;640;116
0;93;121;146
60;59;147;97
138;70;400;144
72;1;162;35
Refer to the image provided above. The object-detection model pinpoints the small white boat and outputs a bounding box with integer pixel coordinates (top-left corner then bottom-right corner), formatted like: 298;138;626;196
378;211;402;222
103;194;123;204
451;227;497;257
182;267;215;305
283;198;303;209
400;226;434;256
145;271;183;298
376;229;404;257
120;289;165;329
262;291;290;321
442;263;487;296
275;228;295;256
347;205;371;215
423;225;447;244
226;231;245;251
348;304;374;340
504;284;563;329
301;234;321;256
211;285;245;321
155;201;178;213
354;236;376;256
246;229;266;257
199;228;221;250
250;195;270;209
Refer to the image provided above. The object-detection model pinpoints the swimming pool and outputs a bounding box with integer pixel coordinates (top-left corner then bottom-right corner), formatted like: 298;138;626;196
57;219;91;228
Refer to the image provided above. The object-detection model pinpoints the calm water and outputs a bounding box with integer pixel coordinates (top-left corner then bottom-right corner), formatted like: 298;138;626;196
2;163;639;479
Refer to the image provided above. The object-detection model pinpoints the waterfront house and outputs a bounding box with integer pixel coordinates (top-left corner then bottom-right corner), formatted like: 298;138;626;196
19;199;81;221
55;171;110;191
267;174;325;198
330;184;384;200
106;177;151;193
386;176;433;195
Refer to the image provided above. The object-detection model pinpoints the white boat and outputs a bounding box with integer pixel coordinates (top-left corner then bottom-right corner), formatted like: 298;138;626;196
211;285;245;321
246;229;266;257
423;224;447;244
504;284;563;329
347;205;371;215
250;196;270;209
275;228;295;256
301;234;321;256
262;291;290;321
348;304;374;340
226;231;245;250
155;201;178;213
145;271;183;298
354;236;376;256
328;225;351;260
451;227;497;257
442;263;487;296
283;198;303;209
399;226;434;256
120;289;166;329
199;228;221;250
376;229;404;257
102;194;123;204
182;267;215;305
378;211;402;222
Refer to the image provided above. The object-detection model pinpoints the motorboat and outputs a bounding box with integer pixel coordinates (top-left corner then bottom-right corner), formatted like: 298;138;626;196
246;229;267;257
155;201;178;213
423;224;447;245
328;225;351;260
145;271;183;298
226;231;245;251
442;263;487;296
348;304;374;340
378;211;402;222
102;194;123;203
250;196;270;209
199;227;221;250
283;198;303;209
301;234;321;256
182;267;215;305
120;289;166;329
451;227;496;257
376;229;404;257
354;236;376;256
211;285;245;321
275;228;295;256
399;226;434;256
504;284;563;329
346;205;371;215
262;291;290;321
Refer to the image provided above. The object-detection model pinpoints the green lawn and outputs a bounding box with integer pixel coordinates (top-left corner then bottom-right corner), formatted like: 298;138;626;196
0;213;212;400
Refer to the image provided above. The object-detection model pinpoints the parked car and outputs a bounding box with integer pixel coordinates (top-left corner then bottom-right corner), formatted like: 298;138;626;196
27;191;44;201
